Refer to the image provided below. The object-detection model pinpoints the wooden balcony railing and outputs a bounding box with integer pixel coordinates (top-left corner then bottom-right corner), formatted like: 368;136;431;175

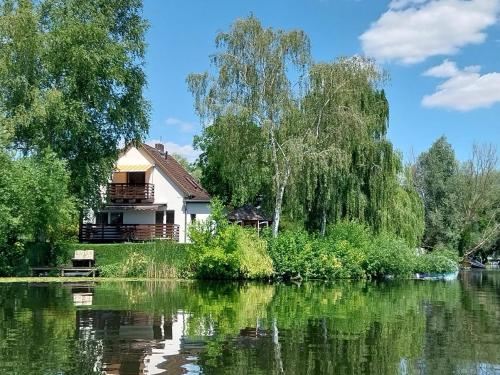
107;183;154;203
80;224;180;242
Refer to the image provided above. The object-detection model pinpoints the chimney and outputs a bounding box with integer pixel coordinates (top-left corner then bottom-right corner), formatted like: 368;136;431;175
154;143;164;153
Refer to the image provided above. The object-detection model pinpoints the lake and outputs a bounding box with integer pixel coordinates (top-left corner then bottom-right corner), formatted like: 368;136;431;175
0;271;499;375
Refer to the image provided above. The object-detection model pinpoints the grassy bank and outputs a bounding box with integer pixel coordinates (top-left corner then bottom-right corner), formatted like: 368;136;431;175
66;242;189;279
18;220;458;281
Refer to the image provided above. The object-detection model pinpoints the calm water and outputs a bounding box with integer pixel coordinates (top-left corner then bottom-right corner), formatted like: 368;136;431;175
0;271;499;375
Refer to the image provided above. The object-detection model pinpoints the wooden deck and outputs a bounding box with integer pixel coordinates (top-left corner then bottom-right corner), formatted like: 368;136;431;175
31;267;97;277
79;223;180;242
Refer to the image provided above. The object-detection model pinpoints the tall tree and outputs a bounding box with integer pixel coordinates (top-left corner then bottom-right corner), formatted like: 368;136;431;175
187;16;311;236
294;58;402;235
457;144;499;256
0;0;149;208
415;136;459;248
193;114;268;205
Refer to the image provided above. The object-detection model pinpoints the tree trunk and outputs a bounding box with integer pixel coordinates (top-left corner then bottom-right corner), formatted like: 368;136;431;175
320;207;327;236
272;181;286;238
272;318;284;374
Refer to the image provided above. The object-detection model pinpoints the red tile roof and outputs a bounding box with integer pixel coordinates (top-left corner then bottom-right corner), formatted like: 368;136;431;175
141;143;210;202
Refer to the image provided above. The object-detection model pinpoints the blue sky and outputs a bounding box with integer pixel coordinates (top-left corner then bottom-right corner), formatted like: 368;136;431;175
142;0;500;162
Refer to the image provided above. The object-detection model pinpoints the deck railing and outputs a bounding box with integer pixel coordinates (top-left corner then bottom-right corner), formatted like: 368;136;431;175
80;223;180;242
107;183;154;203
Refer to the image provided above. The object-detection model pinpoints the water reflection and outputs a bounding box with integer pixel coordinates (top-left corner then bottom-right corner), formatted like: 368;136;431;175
0;272;499;375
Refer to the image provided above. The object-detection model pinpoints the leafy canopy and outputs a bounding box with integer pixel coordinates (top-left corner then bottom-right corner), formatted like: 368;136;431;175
0;0;149;207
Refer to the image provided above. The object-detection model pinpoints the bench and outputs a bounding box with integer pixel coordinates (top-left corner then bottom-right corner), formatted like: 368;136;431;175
72;250;95;268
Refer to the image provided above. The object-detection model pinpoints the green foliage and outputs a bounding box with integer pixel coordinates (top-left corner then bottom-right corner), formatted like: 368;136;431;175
193;115;268;206
189;18;425;241
0;241;28;277
364;233;416;278
266;222;369;280
294;58;403;236
267;220;457;280
0;149;77;275
101;252;148;278
0;0;149;207
414;250;458;274
188;15;312;236
415;139;499;256
415;136;460;248
384;169;425;248
188;198;273;279
454;144;499;256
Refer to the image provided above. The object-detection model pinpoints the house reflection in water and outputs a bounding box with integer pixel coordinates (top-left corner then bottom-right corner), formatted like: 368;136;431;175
71;284;94;306
76;310;203;375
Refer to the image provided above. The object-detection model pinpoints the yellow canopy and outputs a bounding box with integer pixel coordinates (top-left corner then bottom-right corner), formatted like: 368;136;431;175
114;164;153;172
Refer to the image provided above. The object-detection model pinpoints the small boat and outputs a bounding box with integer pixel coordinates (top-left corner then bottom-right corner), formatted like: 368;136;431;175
469;259;486;269
414;271;459;281
462;257;486;269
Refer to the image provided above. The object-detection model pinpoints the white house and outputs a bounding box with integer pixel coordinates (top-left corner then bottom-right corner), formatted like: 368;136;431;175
80;143;210;243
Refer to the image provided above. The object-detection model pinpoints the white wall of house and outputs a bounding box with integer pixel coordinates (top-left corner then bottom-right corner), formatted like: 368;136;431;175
184;202;210;243
117;146;150;167
150;166;188;241
185;202;211;215
114;146;154;183
123;210;155;225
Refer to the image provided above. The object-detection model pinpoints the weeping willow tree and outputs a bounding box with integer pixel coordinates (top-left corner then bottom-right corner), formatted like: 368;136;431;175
289;57;423;243
187;16;311;237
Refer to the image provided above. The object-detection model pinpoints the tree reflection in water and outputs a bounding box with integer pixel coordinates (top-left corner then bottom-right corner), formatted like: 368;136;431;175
0;272;499;375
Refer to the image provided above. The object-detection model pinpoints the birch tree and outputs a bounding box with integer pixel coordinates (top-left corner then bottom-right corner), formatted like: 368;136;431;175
187;16;311;237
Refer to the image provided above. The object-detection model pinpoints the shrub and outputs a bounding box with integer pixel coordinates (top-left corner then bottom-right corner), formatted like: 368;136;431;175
267;220;459;280
364;233;416;278
238;230;274;279
188;198;273;279
267;223;369;280
266;229;311;278
326;220;371;251
414;249;458;274
0;241;29;277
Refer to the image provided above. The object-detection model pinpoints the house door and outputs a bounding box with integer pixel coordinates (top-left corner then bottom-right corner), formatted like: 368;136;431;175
166;210;175;224
128;172;145;184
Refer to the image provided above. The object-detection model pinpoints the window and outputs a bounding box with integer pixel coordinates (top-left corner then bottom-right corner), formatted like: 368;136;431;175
110;212;123;225
166;210;175;224
155;211;164;224
190;214;196;223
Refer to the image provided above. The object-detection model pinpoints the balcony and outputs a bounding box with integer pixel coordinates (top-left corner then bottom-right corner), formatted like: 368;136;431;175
107;183;154;203
80;223;180;242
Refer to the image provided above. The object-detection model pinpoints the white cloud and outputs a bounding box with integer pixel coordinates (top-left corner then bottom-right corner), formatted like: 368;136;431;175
423;59;459;77
422;60;500;111
165;117;197;133
360;0;499;64
146;140;200;162
389;0;428;10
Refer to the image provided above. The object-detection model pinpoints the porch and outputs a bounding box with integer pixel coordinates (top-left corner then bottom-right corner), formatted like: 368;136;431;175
79;223;180;242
